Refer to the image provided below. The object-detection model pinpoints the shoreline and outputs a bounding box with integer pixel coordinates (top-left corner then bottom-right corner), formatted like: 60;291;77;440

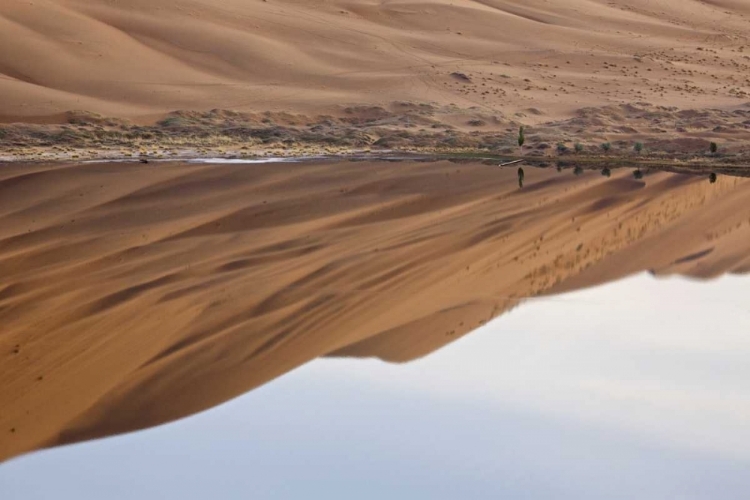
2;151;748;181
3;101;750;172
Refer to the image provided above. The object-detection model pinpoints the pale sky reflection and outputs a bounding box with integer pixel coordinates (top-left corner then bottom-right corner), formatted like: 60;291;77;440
2;273;749;499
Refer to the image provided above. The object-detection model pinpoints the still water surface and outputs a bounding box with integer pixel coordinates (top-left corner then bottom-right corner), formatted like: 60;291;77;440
2;274;749;499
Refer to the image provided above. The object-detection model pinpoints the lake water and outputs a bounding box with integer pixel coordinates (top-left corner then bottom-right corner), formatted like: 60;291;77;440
2;273;749;499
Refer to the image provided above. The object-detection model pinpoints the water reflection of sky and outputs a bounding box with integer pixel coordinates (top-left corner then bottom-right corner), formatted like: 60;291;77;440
2;274;750;499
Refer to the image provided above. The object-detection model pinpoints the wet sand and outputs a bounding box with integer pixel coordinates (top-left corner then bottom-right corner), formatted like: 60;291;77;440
1;159;750;461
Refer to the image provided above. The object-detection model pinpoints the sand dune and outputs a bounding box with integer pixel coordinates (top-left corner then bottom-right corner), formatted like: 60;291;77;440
1;159;749;461
3;0;750;122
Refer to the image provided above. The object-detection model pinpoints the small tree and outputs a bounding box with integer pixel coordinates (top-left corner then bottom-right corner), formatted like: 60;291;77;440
574;142;584;154
601;142;612;153
556;142;568;154
709;172;717;184
634;142;644;154
518;126;525;149
633;169;644;180
710;142;718;155
601;167;611;178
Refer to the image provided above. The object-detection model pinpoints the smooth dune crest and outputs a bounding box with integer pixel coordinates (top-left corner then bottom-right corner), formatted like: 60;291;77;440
1;160;749;461
2;0;750;121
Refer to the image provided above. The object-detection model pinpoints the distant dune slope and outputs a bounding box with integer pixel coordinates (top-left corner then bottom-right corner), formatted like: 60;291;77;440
2;0;750;121
1;159;749;461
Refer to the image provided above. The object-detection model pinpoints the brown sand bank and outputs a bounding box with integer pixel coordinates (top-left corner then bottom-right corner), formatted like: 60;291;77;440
1;159;749;461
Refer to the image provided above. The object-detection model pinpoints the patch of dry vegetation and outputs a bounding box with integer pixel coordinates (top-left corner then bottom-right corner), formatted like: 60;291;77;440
3;102;750;163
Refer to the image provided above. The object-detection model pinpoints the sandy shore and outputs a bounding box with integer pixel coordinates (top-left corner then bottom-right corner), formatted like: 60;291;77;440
1;159;749;461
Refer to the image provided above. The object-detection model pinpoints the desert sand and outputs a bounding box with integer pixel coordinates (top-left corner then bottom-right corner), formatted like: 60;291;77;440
3;0;750;123
1;159;749;461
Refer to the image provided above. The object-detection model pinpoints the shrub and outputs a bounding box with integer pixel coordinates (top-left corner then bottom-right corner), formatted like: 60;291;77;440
601;142;611;153
574;142;584;153
574;166;584;176
518;126;525;148
158;116;187;128
710;142;718;154
634;142;644;154
633;169;644;180
709;172;717;183
556;142;568;154
601;167;611;177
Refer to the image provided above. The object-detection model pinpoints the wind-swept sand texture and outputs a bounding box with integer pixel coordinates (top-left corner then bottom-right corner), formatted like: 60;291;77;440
3;0;750;122
1;159;749;461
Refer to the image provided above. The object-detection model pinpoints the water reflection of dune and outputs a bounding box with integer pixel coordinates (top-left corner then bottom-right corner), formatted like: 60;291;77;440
1;160;749;461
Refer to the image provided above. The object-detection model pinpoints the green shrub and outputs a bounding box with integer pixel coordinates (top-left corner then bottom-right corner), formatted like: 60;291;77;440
556;142;568;154
518;126;525;148
601;142;611;153
710;142;718;154
574;142;584;153
634;142;644;154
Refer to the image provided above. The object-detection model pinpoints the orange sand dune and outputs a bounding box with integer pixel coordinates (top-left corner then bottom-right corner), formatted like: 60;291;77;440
1;159;749;461
3;0;750;121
